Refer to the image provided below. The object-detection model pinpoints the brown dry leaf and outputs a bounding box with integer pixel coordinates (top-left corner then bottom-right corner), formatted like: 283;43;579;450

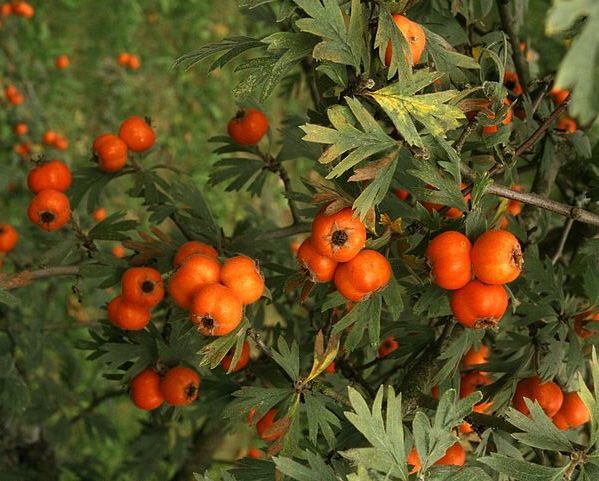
299;279;315;304
380;213;403;234
150;226;175;245
348;155;393;182
362;207;377;233
457;98;492;115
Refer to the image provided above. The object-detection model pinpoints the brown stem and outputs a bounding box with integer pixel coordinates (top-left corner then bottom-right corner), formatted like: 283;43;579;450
551;217;575;265
513;96;570;158
461;165;599;226
0;266;81;290
496;0;530;97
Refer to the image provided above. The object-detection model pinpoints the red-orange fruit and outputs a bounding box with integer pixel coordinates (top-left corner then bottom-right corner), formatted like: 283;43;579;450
343;249;392;293
92;207;107;222
556;115;577;133
482;98;513;135
190;283;243;336
227;108;269;146
121;267;164;308
450;280;509;329
160;366;200;406
173;240;218;267
168;254;221;309
27;160;72;194
220;255;265;305
463;344;489;370
119;115;156;152
107;295;151;330
55;54;70;69
504;71;523;96
333;263;369;302
378;337;399;357
384;14;426;66
553;392;590;429
221;340;251;373
574;311;599;339
130;368;164;410
94;134;128;173
297;237;337;283
471;230;523;284
512;376;563;418
256;408;284;442
27;189;71;231
311;206;367;262
407;442;465;474
0;224;19;253
550;87;570;105
425;231;472;290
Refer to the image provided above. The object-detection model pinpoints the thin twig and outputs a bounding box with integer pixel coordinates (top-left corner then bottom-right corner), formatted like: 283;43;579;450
497;0;530;97
247;328;274;359
0;266;81;290
513;96;570;158
551;217;575;265
461;165;599;226
259;149;302;225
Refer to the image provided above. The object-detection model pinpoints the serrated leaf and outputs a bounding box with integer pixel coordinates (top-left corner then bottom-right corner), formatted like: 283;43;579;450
479;453;567;481
367;69;466;147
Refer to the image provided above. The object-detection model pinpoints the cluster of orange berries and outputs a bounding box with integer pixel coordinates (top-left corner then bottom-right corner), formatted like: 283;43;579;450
168;241;265;336
26;160;72;231
298;205;391;302
4;84;23;105
426;229;523;329
42;130;69;151
513;376;589;430
130;366;200;410
92;115;155;173
117;52;141;70
0;223;19;253
0;1;34;19
108;267;163;330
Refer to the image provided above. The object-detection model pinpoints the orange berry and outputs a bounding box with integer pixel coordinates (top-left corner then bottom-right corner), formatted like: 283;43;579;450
130;368;164;410
311;206;366;262
471;230;523;284
246;447;265;459
256;408;283;442
378;337;399;357
55;54;70;69
554;392;590;429
27;189;71;231
394;188;409;201
121;267;164;308
94;134;128;173
574;311;599;339
450;280;509;329
127;55;140;70
297;237;337;283
384;15;426;66
425;231;472;290
0;224;19;253
42;130;58;145
227;108;269;146
556;115;577;134
342;249;392;293
27;160;72;194
504;71;523;96
107;295;151;330
117;53;131;66
54;135;69;151
118;115;156;153
112;244;126;258
173;240;218;268
550;87;570;106
13;122;27;136
190;283;243;336
168;254;221;309
92;207;107;222
221;340;251;373
463;345;489;370
333;263;369;302
220;255;265;305
160;366;200;406
512;376;563;418
482;98;513;135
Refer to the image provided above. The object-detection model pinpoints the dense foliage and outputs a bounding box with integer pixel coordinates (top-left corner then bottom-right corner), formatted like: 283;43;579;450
1;1;599;480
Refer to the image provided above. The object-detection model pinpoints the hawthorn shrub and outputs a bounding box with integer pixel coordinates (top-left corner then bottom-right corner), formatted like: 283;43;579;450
2;1;599;481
